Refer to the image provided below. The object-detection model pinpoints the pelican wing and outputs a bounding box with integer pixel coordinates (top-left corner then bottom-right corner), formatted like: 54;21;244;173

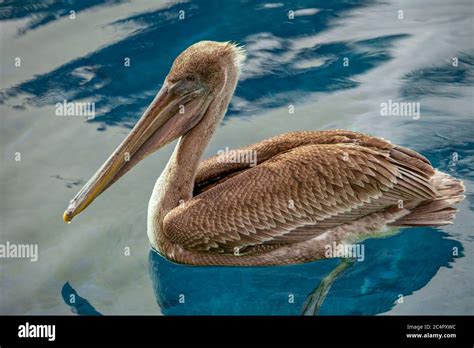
164;131;436;253
193;130;433;194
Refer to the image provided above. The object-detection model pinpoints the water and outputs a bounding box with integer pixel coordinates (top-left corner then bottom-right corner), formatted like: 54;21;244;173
0;0;473;315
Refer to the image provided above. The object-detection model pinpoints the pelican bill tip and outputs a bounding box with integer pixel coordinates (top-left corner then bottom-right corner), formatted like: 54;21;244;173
63;210;73;224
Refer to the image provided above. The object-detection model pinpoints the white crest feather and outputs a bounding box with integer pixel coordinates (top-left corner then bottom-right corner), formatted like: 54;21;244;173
226;41;247;69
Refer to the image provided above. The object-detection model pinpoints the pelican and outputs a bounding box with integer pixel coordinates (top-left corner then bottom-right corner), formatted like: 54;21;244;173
63;41;465;266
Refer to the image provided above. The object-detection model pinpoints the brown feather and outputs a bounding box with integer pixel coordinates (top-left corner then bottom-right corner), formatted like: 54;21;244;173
164;131;443;255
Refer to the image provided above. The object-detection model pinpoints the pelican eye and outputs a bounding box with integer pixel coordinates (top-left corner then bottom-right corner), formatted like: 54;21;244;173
186;74;196;82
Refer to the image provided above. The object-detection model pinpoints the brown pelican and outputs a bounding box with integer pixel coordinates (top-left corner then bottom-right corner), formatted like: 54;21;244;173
63;41;465;266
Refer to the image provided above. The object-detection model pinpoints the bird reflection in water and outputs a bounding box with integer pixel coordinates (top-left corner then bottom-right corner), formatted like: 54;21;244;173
148;227;462;315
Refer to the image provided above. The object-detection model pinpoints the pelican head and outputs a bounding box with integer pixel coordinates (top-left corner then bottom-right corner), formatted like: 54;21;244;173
63;41;245;223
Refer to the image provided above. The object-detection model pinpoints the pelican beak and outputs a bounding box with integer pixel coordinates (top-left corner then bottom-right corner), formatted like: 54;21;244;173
63;82;211;223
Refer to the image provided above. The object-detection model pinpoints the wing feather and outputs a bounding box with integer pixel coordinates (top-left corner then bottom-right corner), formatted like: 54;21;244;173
164;131;436;253
164;144;430;252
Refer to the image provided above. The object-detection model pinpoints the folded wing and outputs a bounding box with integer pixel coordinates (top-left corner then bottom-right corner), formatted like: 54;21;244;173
164;131;436;254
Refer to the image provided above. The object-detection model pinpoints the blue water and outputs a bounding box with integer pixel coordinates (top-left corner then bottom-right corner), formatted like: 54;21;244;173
2;0;402;128
1;0;473;315
149;229;462;315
